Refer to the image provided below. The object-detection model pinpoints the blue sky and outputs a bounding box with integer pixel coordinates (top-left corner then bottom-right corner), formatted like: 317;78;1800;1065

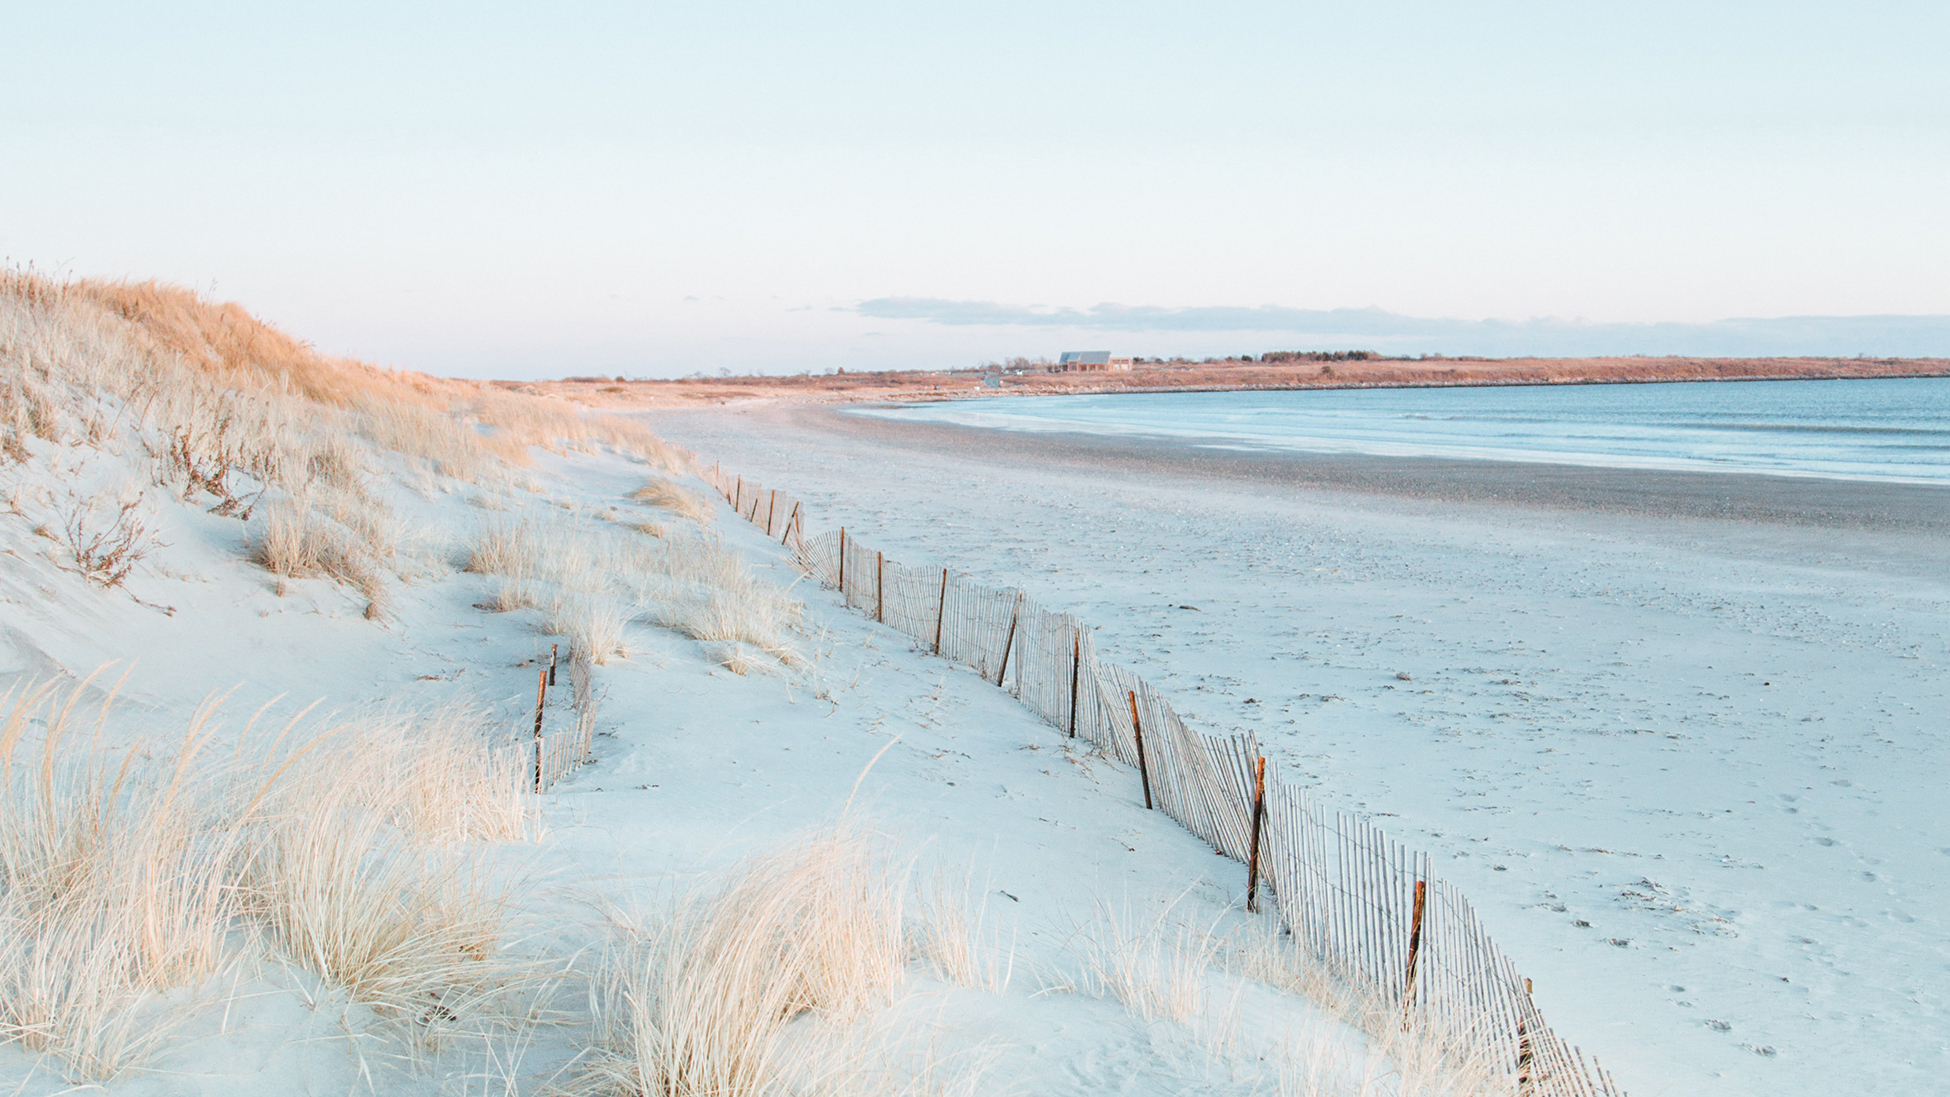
4;2;1946;377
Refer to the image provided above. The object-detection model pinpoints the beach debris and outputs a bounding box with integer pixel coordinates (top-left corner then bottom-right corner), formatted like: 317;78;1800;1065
1395;671;1413;681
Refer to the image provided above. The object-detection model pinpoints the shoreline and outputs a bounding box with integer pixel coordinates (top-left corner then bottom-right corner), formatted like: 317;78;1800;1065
760;400;1950;538
535;355;1950;408
836;366;1950;404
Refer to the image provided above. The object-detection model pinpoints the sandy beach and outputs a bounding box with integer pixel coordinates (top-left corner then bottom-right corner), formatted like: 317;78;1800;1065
641;399;1950;1097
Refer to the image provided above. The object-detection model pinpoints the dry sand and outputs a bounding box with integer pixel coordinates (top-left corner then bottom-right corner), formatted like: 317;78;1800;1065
639;397;1950;1097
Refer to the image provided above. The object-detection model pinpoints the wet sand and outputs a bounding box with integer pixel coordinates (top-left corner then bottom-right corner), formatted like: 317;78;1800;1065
799;401;1950;533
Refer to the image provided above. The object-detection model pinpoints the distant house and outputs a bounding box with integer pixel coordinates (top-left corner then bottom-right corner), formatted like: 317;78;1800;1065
1055;352;1135;372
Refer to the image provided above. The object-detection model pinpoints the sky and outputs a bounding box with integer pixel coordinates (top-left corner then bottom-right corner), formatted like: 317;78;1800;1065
3;1;1947;378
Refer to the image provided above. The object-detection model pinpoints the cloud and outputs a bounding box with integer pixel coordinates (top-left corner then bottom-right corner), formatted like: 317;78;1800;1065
852;298;1950;357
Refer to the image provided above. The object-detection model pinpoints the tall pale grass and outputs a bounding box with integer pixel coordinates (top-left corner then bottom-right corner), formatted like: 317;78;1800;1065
242;707;536;1041
629;477;715;524
1223;919;1509;1097
246;797;514;1033
627;528;805;667
911;871;1015;996
577;830;910;1097
1070;895;1224;1024
467;387;691;472
252;494;390;617
464;515;804;668
0;678;238;1078
267;707;536;845
543;594;632;665
0;680;535;1079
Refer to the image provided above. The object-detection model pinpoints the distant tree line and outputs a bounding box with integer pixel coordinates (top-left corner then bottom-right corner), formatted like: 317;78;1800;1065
1257;350;1381;363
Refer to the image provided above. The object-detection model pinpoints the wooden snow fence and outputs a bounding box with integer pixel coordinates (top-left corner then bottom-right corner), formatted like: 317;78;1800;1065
716;464;807;544
529;648;600;792
706;466;1623;1097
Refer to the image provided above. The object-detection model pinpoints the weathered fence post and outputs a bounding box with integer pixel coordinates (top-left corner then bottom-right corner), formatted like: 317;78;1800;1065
1246;755;1268;912
838;527;847;595
549;642;558;687
532;665;548;792
933;568;948;654
766;489;777;534
1517;978;1536;1095
1067;629;1081;738
781;501;800;545
1128;688;1153;810
876;550;885;623
1403;878;1428;1018
996;592;1022;687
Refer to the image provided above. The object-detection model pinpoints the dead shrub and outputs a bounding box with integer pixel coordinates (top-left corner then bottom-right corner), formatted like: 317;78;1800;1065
60;494;158;589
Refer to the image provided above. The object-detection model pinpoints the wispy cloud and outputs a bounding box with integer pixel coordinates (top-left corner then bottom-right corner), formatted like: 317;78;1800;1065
853;298;1950;357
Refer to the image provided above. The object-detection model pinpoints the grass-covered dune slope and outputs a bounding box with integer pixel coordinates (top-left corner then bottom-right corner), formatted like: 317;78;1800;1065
1;271;1517;1097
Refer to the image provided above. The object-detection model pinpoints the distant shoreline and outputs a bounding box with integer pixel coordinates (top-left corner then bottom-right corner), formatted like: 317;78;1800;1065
535;354;1950;409
841;367;1950;404
665;400;1950;541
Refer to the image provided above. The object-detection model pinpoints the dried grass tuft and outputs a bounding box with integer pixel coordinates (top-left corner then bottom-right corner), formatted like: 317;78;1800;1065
0;680;536;1079
543;594;633;665
576;829;909;1096
246;798;514;1031
0;679;236;1077
912;870;1015;996
1070;895;1222;1024
628;477;714;525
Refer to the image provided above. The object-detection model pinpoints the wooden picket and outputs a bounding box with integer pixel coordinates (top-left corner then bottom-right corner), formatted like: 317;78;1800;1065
709;466;1624;1097
531;651;599;792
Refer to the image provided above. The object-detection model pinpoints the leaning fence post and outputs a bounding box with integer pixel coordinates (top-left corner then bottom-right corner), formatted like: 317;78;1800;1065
1067;630;1081;738
1403;877;1428;1018
933;568;949;654
766;489;777;534
532;665;548;792
781;501;800;545
1246;756;1268;911
876;550;885;623
996;593;1022;687
1128;688;1153;810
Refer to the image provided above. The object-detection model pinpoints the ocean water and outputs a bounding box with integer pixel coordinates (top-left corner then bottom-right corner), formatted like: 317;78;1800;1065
853;377;1950;485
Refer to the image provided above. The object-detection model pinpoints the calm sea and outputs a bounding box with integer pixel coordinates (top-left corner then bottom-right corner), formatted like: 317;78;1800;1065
854;377;1950;485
